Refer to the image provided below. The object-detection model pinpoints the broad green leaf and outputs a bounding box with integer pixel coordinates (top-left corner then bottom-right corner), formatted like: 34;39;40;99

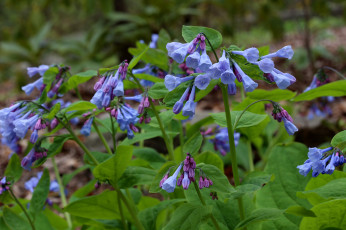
149;161;177;193
137;196;160;211
293;80;346;101
157;29;171;52
117;166;156;188
182;25;222;51
66;70;97;90
93;145;133;184
84;151;112;166
148;82;168;99
247;89;296;101
331;130;346;151
285;206;316;217
120;130;179;146
62;165;89;186
134;73;164;83
298;178;346;200
256;143;312;230
242;171;273;187
4;154;23;182
183;132;203;155
43;67;59;85
163;203;210;230
3;207;31;230
210;111;268;129
43;209;68;230
70;179;97;203
228;184;262;199
128;46;149;69
258;46;270;56
186;116;213;138
64;101;96;112
235;208;284;229
42;102;60;120
149;110;175;128
163;81;191;107
129;42;168;70
36;88;47;104
65;190;121;219
198;163;233;194
138;199;185;230
300;171;346;205
0;217;10;230
34;212;55;230
29;169;50;216
300;199;346;230
133;147;166;169
195;151;224;172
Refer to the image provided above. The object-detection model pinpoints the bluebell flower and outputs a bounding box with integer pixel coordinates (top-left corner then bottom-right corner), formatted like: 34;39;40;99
262;45;294;60
283;117;298;135
182;172;190;189
22;78;44;95
80;117;94;136
232;47;259;63
27;65;49;78
198;50;213;72
186;52;201;69
209;51;236;84
124;95;143;103
194;73;211;90
115;104;139;139
162;164;182;193
205;127;240;156
149;34;159;48
227;82;237;95
256;58;274;73
182;85;197;117
0;177;11;195
325;153;337;174
21;149;36;170
297;159;312;176
232;61;258;92
311;155;331;177
173;86;190;114
13;114;39;139
164;75;194;91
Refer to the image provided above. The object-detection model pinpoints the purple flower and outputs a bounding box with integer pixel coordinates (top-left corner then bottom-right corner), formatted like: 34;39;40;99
256;58;274;73
0;177;11;194
149;34;159;48
194;73;211;90
22;78;44;95
262;45;294;60
206;128;240;156
162;164;183;193
232;61;258;92
27;65;49;78
173;86;190;114
297;159;312;176
182;172;190;189
283;117;298;135
227;82;237;95
164;75;194;91
232;47;259;63
182;85;197;117
21;149;36;170
80;117;94;136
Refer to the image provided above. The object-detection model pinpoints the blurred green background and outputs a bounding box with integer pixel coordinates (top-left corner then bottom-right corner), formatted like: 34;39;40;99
0;0;345;92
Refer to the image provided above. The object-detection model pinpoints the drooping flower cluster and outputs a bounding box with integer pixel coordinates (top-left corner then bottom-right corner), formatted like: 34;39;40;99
297;147;345;177
160;153;213;193
271;103;298;135
91;61;129;109
21;146;47;170
201;127;240;156
0;177;11;195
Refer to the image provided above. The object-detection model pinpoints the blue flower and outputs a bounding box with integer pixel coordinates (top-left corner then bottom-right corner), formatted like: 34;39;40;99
182;85;197;117
22;78;44;95
262;45;294;60
283;117;298;135
297;159;312;176
162;164;182;193
227;82;237;95
182;172;190;190
232;47;259;63
194;73;211;90
80;117;94;136
232;61;258;92
21;149;36;170
27;65;49;78
173;86;190;114
256;58;274;73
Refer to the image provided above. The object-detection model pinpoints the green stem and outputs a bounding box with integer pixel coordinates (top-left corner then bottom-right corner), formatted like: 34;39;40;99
75;87;83;100
9;188;36;230
52;158;72;229
322;66;346;80
192;181;220;230
233;99;274;129
93;121;113;154
113;186;145;230
130;72;175;161
109;113;117;152
220;84;245;222
179;121;185;160
247;141;254;172
117;192;128;230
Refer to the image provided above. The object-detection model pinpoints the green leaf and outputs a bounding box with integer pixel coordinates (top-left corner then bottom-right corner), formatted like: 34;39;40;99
84;151;112;166
247;89;297;101
198;163;233;194
258;46;270;56
157;29;171;52
66;70;97;90
29;169;50;216
182;25;222;51
228;184;262;199
149;110;175;128
195;151;224;172
300;199;346;230
4;154;23;182
163;203;210;230
0;217;10;230
195;79;218;101
133;147;166;170
117;166;156;188
120;130;179;146
256;143;312;229
42;209;68;230
285;206;316;217
62;165;89;186
293;80;346;101
43;67;59;85
149;161;176;193
3;207;31;230
148;82;168;99
36;88;47;104
128;46;149;69
93;145;133;184
42;102;60;120
129;42;168;70
139;199;185;230
235;208;284;229
64;101;97;112
210;111;268;129
183;132;203;155
242;171;273;187
331;130;346;151
134;73;164;83
163;81;191;107
298;178;346;200
65;190;121;219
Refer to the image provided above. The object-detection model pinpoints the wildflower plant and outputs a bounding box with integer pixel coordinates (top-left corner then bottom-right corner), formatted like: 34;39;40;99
0;25;345;230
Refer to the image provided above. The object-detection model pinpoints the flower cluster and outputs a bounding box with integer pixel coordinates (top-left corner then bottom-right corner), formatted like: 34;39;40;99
202;127;240;156
0;177;11;195
160;153;213;193
271;103;298;135
297;147;345;177
21;146;47;170
91;61;128;109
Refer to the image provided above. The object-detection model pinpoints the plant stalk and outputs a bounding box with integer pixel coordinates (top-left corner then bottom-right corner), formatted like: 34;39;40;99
93;121;113;154
117;193;128;230
109;113;117;152
52;157;73;229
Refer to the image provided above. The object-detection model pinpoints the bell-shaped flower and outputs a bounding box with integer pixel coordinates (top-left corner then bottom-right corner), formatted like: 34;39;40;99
27;65;49;78
173;86;190;114
162;164;183;193
232;47;259;63
256;58;274;73
198;50;212;72
22;78;44;95
182;172;190;190
283;117;298;135
262;45;294;60
227;82;237;95
297;159;312;176
80;117;94;136
232;61;258;92
182;85;197;117
186;52;201;69
113;79;124;97
195;73;211;90
164;75;194;91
